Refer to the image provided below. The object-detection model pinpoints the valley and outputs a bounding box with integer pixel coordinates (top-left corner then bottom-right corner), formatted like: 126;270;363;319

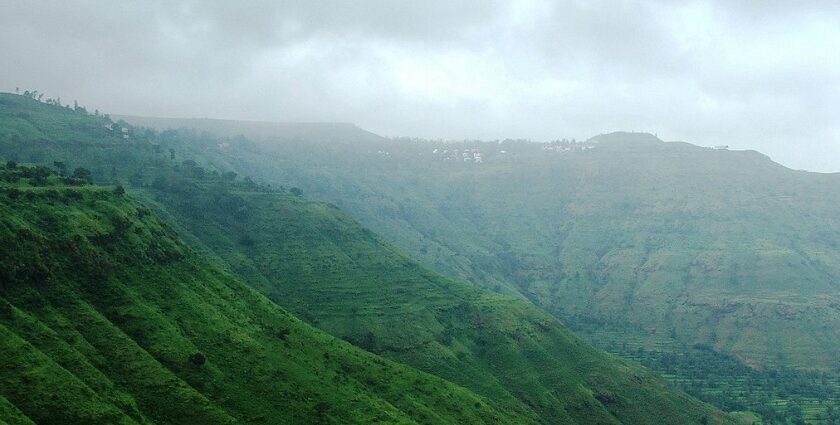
0;93;746;424
119;113;840;424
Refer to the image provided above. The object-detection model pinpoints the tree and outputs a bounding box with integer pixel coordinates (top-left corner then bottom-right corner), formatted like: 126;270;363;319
72;167;93;184
6;161;17;169
169;148;175;160
53;161;67;176
189;352;206;366
786;401;804;423
312;402;330;420
356;331;377;351
290;187;304;197
113;185;126;195
276;328;291;340
30;167;51;186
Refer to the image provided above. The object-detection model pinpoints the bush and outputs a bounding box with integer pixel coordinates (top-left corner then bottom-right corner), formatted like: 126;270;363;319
4;188;21;199
276;328;291;340
71;167;93;184
189;352;207;366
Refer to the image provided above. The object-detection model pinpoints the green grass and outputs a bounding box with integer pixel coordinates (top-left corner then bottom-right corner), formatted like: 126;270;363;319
140;166;738;425
0;167;533;424
187;127;840;371
0;92;744;424
113;114;840;423
573;319;840;424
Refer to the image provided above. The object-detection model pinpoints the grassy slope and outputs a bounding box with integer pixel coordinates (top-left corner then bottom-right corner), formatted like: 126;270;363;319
118;115;840;421
0;172;530;424
163;124;840;372
0;93;748;423
0;94;739;424
144;178;736;425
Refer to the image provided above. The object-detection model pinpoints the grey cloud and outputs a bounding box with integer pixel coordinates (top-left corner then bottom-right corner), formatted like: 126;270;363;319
1;0;838;171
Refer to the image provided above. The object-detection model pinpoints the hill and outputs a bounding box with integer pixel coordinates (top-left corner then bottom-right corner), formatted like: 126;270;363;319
113;115;382;144
0;93;740;424
141;163;736;425
0;164;539;424
115;112;840;423
176;125;840;372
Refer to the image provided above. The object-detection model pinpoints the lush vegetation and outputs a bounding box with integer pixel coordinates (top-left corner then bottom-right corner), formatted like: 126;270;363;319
192;128;840;370
114;113;840;424
571;319;840;424
0;92;745;423
0;163;545;424
139;162;736;424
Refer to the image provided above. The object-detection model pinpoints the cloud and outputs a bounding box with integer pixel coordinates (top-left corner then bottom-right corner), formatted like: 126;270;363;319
1;0;838;171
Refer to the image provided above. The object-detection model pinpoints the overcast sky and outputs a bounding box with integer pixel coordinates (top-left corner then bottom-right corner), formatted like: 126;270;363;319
2;1;838;171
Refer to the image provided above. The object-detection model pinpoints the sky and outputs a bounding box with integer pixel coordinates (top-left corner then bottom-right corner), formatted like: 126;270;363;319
1;1;839;172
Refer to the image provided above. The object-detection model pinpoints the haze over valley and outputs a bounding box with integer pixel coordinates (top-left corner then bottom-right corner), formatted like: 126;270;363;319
1;1;839;424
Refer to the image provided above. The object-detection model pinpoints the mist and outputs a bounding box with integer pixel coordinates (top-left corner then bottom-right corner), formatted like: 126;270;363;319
1;0;838;171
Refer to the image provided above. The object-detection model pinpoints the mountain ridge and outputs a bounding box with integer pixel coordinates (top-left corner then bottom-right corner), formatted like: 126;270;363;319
113;114;382;144
116;113;831;175
109;108;840;421
0;92;744;423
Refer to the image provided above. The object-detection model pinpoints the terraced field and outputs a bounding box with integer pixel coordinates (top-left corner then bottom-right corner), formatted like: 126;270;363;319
119;113;840;424
574;321;840;424
0;92;742;424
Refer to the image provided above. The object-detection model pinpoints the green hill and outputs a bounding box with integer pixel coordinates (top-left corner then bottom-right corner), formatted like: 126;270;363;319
144;120;840;372
115;113;840;423
112;115;381;145
0;93;740;424
141;165;735;425
0;164;533;424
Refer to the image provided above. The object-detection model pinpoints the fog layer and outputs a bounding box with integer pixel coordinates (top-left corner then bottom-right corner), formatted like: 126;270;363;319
1;0;838;171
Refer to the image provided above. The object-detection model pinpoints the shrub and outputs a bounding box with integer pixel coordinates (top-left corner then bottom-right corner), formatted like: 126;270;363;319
72;167;93;184
189;352;207;366
277;328;291;340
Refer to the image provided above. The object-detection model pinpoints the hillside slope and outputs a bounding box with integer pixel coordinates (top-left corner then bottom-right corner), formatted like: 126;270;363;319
113;115;381;145
0;165;529;424
171;123;840;372
0;93;739;424
115;113;840;422
143;165;736;425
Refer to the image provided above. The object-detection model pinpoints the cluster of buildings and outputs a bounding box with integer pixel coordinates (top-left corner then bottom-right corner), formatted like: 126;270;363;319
376;138;603;165
432;148;484;163
541;140;597;153
104;123;131;139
